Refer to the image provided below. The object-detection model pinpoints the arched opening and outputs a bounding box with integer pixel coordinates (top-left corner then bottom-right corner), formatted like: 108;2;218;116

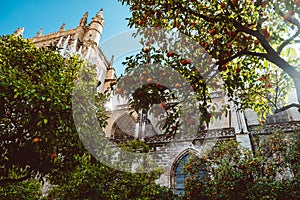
174;153;192;195
171;149;205;195
111;113;136;141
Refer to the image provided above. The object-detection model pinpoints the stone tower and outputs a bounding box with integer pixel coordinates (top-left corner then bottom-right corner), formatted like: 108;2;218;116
83;9;104;46
15;8;116;93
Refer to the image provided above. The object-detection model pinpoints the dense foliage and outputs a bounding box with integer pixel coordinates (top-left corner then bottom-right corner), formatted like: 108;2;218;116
0;35;182;199
184;132;300;199
46;154;180;200
0;35;88;186
0;178;42;200
118;0;299;132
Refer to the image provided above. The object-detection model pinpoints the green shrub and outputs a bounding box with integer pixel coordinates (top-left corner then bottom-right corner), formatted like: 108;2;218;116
0;179;42;200
185;132;300;200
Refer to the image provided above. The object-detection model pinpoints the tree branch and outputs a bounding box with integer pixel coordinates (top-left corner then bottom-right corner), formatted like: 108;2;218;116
169;1;300;104
216;49;267;67
244;50;268;58
231;19;300;104
216;49;247;66
274;103;300;114
277;10;300;55
277;30;300;55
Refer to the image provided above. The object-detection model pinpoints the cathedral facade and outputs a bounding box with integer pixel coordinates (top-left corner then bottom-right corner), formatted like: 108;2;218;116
13;8;300;194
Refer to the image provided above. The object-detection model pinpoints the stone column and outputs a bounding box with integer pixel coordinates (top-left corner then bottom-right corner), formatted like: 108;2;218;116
230;102;252;150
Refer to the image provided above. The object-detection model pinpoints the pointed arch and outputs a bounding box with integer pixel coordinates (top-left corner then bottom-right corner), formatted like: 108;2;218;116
111;112;136;140
170;148;200;195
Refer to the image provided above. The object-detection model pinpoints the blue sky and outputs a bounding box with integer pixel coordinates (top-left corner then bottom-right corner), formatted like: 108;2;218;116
0;0;140;75
0;0;131;40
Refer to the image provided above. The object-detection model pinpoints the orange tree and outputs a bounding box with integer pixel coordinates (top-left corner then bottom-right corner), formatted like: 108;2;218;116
0;35;88;186
184;132;300;199
0;35;109;188
117;0;299;130
0;35;182;200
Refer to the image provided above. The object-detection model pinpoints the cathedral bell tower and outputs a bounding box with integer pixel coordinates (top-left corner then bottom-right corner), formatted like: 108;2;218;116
83;8;104;46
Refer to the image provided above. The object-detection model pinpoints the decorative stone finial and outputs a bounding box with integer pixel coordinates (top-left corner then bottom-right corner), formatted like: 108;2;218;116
96;8;104;20
13;27;24;37
36;28;43;37
79;12;88;27
109;55;114;67
60;23;65;32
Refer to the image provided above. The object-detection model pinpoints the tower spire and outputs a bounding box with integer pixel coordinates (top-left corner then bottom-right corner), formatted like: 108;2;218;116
93;8;104;24
79;12;88;27
83;8;104;46
109;55;114;68
95;8;104;20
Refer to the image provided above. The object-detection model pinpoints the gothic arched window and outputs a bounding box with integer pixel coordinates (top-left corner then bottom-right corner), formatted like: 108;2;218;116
174;153;191;195
173;152;206;195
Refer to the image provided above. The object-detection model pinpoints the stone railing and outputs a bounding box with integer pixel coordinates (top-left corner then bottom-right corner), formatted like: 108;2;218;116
248;121;300;135
110;121;300;145
194;127;236;140
144;127;236;144
144;134;175;144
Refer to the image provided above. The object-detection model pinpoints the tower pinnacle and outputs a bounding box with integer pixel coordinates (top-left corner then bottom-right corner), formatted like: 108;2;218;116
13;27;24;37
36;28;43;37
60;23;65;32
79;12;88;27
83;8;104;46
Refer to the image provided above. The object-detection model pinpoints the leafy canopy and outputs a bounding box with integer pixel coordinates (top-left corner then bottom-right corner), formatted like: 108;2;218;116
117;0;299;131
0;35;88;185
